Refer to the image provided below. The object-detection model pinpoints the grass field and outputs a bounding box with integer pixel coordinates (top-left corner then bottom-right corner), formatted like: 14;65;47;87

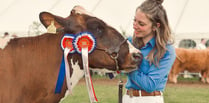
61;76;209;103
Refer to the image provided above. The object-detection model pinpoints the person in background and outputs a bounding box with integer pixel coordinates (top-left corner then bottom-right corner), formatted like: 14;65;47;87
3;32;9;38
196;38;207;49
123;0;176;103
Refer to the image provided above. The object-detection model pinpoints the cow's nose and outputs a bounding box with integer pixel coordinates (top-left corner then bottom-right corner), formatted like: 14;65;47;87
131;52;143;64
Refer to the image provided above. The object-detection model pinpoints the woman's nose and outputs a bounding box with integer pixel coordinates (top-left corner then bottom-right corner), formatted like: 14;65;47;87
133;21;138;26
133;23;138;30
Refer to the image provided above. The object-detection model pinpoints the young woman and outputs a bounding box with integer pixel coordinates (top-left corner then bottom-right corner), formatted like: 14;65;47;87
123;0;176;103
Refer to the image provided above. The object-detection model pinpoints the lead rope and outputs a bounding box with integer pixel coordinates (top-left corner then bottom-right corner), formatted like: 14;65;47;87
118;73;123;103
110;54;123;103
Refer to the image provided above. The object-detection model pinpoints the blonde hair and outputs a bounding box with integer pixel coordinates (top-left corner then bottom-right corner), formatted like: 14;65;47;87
134;0;174;66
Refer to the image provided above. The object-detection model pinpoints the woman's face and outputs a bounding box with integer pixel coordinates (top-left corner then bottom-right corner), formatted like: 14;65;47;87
133;9;154;40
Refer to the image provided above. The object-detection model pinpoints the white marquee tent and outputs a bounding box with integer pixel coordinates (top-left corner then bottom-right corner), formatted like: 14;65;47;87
1;0;209;45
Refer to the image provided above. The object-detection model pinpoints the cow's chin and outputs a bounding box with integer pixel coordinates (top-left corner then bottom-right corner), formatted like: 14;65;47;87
122;67;138;73
119;64;138;73
89;65;138;74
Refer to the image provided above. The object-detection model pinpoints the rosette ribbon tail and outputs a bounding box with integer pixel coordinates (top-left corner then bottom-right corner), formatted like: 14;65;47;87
55;55;65;94
82;47;98;103
64;48;73;94
55;48;72;94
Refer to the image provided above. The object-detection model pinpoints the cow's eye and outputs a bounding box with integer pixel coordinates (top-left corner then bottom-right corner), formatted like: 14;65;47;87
96;27;103;34
87;23;104;36
87;18;106;37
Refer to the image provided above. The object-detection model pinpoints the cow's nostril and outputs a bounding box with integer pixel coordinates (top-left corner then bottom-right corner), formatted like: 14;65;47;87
132;53;143;63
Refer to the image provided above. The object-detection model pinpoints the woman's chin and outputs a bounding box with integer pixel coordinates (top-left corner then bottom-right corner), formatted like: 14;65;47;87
134;32;142;37
135;34;142;38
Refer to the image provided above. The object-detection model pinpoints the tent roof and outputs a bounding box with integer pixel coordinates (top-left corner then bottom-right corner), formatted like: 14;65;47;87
1;0;209;36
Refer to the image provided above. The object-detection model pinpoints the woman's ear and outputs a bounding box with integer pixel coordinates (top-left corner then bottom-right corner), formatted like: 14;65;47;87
156;23;160;28
153;23;160;31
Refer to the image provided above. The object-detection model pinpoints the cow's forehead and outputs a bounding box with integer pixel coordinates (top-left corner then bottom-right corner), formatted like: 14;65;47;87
74;15;87;29
65;14;107;34
70;13;103;24
65;15;86;28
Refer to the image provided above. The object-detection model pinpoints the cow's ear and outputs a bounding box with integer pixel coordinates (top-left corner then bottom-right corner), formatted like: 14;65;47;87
39;12;63;30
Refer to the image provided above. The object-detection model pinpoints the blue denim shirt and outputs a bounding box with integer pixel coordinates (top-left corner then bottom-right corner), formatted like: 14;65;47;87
125;37;176;93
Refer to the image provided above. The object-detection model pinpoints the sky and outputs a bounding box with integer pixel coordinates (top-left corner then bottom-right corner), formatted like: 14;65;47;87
1;0;209;37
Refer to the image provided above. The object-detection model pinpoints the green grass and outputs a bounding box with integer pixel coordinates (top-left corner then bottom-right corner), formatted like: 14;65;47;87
61;76;209;103
61;81;120;103
177;76;201;83
164;86;209;103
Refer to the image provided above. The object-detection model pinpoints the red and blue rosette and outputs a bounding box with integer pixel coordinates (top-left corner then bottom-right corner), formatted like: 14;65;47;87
60;34;75;53
55;32;96;94
73;32;96;54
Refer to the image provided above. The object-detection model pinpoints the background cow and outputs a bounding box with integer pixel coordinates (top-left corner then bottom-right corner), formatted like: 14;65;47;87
168;48;209;84
0;8;142;103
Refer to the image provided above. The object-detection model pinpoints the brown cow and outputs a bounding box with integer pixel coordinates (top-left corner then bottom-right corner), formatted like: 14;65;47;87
0;8;142;103
168;48;209;84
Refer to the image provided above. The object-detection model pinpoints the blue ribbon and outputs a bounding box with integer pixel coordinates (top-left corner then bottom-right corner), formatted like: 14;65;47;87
55;55;66;93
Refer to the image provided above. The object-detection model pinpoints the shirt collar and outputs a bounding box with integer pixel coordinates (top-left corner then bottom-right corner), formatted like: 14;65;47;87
141;37;155;49
149;37;156;47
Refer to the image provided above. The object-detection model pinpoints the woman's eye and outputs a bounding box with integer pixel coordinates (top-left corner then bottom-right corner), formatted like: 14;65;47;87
133;19;145;26
139;23;145;26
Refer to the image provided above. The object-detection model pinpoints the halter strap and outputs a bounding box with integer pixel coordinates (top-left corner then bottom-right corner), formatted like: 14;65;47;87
95;38;128;71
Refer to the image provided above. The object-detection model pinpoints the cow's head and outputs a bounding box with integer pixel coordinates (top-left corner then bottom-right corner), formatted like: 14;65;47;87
39;6;142;91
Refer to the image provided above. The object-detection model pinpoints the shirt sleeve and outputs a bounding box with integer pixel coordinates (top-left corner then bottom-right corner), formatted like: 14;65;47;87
128;45;176;93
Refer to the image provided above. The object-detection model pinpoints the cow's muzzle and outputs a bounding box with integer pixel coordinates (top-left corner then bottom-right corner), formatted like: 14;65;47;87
131;52;143;65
